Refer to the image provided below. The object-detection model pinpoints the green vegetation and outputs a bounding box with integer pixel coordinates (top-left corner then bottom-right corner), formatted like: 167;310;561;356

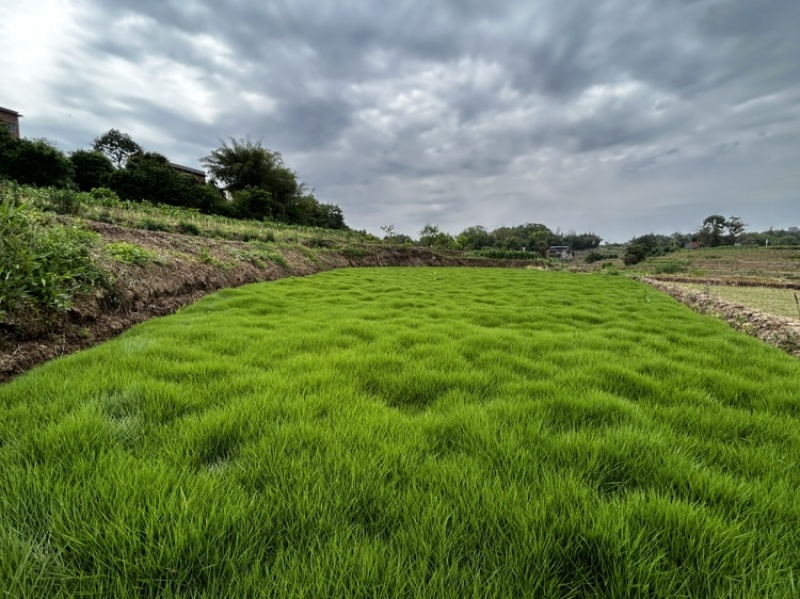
1;126;349;229
675;283;800;320
0;194;108;318
633;246;800;281
2;268;800;597
105;242;165;267
3;183;373;248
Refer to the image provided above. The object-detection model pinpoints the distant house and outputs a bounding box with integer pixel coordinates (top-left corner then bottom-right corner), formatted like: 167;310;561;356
684;241;702;250
546;245;574;259
170;162;206;183
0;106;22;139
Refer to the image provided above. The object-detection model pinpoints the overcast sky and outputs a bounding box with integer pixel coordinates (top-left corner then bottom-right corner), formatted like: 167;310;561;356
2;0;798;241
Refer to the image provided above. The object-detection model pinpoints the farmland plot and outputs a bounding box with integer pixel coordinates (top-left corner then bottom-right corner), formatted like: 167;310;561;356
1;268;799;598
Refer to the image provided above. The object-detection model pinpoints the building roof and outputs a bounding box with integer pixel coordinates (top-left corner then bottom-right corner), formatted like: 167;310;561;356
169;162;205;176
0;107;22;117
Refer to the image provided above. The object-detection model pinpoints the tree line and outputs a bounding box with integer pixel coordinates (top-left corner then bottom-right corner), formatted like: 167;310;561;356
382;222;602;255
0;127;348;229
621;214;800;265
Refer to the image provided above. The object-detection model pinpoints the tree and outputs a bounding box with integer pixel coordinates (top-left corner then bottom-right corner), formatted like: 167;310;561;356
69;149;114;191
725;216;747;244
92;129;143;168
418;224;455;248
623;244;648;265
455;225;495;250
562;230;602;250
202;137;347;228
230;186;279;221
0;124;16;178
109;152;177;203
201;137;287;192
202;137;300;219
699;214;727;247
4;138;74;188
109;151;228;213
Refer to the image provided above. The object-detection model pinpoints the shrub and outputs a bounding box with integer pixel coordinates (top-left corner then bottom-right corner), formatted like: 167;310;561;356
45;188;83;215
623;244;648;265
466;249;539;260
105;242;164;266
88;187;122;207
654;260;689;275
3;138;74;188
135;217;170;232
70;149;114;191
177;221;202;236
584;251;604;264
1;198;107;318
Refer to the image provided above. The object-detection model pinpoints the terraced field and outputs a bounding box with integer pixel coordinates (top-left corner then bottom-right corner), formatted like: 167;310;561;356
2;268;799;597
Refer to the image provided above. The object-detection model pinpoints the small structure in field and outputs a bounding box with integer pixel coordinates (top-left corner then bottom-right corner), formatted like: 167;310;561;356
547;245;574;259
684;241;702;250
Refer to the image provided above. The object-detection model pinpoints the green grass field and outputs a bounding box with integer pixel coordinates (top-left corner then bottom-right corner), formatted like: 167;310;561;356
2;268;800;598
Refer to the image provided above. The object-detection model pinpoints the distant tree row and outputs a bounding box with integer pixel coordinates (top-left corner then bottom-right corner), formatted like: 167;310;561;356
381;222;602;256
0;127;348;230
621;214;800;265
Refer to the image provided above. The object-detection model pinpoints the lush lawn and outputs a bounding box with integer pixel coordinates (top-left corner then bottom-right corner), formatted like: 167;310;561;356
1;268;800;598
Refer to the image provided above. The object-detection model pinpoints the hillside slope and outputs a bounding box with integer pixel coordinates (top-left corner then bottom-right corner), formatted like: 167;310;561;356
0;220;533;382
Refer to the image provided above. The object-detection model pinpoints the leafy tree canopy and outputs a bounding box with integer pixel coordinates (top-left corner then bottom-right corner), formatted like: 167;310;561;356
69;149;114;191
92;129;143;168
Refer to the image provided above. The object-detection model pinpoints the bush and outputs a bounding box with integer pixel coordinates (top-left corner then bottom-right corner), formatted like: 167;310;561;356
88;187;122;207
176;221;202;236
623;244;648;265
0;197;108;318
135;217;170;232
466;248;539;260
70;149;114;191
654;260;689;275
45;188;83;215
105;242;164;266
584;251;604;264
2;138;74;188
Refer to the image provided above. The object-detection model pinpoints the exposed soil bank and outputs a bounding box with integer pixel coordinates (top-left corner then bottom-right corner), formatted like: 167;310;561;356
650;274;800;290
644;277;800;359
0;223;534;382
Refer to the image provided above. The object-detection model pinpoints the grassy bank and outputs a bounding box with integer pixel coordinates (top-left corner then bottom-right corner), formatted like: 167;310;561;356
2;268;800;597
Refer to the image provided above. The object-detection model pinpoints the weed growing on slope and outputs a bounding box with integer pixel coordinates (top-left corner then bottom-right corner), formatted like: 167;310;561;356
1;197;108;318
2;268;800;597
105;242;166;267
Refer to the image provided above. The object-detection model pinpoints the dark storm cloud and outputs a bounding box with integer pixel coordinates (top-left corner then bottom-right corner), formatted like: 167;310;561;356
9;0;796;238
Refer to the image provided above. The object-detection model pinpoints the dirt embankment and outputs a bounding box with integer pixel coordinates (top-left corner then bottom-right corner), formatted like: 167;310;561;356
649;274;800;290
0;223;534;382
644;277;800;358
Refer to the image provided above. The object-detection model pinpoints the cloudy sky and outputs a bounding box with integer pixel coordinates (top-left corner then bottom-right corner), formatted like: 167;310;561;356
1;0;798;241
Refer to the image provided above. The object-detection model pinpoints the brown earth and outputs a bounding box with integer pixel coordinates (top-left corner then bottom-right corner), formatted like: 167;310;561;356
0;224;534;383
649;274;800;290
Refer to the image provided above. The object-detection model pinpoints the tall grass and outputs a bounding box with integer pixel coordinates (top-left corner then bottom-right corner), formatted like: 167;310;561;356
2;268;800;597
0;194;108;319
